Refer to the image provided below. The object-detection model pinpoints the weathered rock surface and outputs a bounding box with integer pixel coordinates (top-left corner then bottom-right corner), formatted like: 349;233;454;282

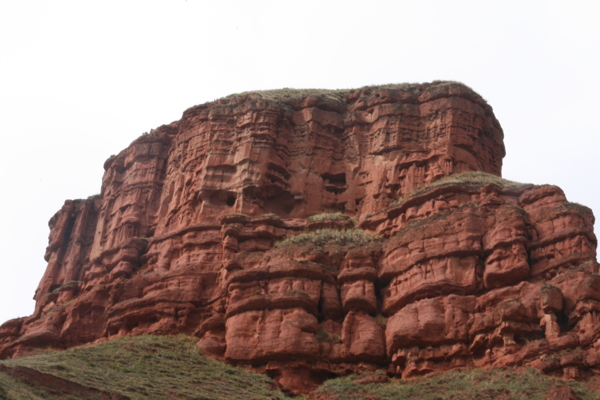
1;81;598;393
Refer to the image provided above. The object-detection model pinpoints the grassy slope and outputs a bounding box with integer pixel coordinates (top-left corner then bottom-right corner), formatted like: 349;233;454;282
0;335;290;400
318;369;600;400
0;335;599;400
0;371;56;400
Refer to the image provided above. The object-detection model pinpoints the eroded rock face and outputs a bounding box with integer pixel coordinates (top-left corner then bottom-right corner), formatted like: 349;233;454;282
1;81;598;392
368;179;597;378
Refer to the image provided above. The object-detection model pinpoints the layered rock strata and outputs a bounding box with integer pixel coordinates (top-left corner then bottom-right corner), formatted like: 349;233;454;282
1;81;598;392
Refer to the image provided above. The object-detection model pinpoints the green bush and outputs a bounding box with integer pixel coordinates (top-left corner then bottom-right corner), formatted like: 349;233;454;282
307;212;352;223
275;229;381;249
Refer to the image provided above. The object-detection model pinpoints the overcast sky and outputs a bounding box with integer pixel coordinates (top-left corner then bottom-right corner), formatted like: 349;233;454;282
1;0;599;325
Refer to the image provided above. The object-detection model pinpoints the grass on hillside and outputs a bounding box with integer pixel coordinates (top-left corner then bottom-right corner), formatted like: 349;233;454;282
1;335;599;400
391;171;529;207
0;335;290;400
318;368;600;400
0;370;67;400
275;228;382;249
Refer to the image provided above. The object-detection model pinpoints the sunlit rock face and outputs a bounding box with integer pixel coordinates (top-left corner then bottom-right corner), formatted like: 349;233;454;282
1;81;598;393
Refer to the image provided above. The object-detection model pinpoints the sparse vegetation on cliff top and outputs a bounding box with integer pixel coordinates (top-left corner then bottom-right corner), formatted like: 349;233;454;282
391;171;530;207
426;171;529;190
224;80;478;103
275;228;382;249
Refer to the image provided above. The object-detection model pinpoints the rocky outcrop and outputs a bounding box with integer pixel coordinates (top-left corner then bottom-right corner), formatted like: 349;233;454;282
1;81;598;393
365;176;597;378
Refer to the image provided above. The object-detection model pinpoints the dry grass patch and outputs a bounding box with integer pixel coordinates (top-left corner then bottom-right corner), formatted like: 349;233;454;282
392;171;529;207
276;228;382;249
307;212;353;223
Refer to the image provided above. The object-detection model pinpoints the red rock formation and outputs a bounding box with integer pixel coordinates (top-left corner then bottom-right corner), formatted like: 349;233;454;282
1;81;599;393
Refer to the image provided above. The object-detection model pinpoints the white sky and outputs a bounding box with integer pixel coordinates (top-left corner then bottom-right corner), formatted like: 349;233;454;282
1;0;599;325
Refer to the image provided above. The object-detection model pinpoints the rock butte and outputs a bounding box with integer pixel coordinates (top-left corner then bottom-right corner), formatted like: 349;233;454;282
1;81;598;393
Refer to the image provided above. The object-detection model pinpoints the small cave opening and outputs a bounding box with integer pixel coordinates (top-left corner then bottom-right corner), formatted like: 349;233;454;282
226;195;236;207
263;191;296;216
322;172;347;194
324;202;347;213
206;190;238;207
354;197;364;213
322;172;346;186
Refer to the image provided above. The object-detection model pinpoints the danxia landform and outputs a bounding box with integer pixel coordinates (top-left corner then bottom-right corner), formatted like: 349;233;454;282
1;82;597;394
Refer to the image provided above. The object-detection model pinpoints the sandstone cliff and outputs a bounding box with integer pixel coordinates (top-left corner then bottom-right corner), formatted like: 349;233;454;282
1;81;597;393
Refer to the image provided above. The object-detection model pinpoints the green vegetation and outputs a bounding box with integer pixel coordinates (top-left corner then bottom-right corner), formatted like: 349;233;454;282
565;201;593;214
307;212;353;223
0;335;290;400
228;87;353;102
223;213;284;223
392;171;529;207
0;371;57;400
276;228;382;249
224;81;474;103
317;367;600;400
315;329;342;344
51;281;79;293
419;171;527;192
225;213;249;218
375;314;387;327
1;335;598;399
432;171;528;189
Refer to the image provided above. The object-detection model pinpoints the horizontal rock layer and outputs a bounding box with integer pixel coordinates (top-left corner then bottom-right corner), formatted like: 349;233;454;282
1;82;597;392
